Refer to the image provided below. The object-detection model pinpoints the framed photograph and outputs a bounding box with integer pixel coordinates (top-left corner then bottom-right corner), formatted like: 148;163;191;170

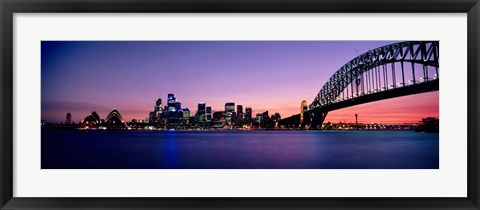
1;0;479;209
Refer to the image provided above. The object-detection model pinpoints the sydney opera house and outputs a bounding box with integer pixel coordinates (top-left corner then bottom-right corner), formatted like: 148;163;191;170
81;108;128;129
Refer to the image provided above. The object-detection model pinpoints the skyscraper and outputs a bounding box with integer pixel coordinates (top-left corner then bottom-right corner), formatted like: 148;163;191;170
225;102;235;125
245;107;252;121
197;102;206;116
182;108;190;125
235;105;244;124
237;105;243;115
66;112;71;124
153;97;163;124
155;97;162;112
167;93;176;112
174;101;181;111
197;102;206;123
149;111;156;123
206;106;212;122
225;102;235;113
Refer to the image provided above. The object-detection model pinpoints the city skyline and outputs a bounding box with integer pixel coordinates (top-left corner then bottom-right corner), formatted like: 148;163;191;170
41;41;438;124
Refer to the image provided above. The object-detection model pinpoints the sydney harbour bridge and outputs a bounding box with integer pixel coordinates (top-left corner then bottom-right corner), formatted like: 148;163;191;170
278;41;439;129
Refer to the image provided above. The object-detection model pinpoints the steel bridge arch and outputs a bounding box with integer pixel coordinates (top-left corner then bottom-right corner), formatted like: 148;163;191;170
309;41;439;110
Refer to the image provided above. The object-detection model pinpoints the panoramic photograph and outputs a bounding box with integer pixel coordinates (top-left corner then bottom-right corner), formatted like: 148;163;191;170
41;41;439;169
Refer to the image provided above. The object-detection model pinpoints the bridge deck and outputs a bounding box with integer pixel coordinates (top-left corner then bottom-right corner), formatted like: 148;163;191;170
279;79;439;127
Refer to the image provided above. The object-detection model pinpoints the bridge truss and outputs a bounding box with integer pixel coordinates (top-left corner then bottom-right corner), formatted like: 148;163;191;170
309;41;439;110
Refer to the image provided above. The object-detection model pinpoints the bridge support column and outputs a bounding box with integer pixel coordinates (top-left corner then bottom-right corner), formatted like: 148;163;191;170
308;109;328;129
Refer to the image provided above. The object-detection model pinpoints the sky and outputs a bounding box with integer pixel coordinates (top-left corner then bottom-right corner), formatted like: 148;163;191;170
41;41;438;124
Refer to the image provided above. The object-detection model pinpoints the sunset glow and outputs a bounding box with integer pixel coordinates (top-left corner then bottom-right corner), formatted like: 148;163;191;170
41;41;438;124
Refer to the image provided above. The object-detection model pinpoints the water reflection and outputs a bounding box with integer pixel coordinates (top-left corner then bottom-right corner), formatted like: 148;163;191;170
41;130;439;169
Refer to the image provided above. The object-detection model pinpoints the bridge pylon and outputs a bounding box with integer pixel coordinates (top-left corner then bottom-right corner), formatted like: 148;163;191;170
307;109;328;129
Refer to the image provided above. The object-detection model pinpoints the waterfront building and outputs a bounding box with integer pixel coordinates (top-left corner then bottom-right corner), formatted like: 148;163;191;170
197;102;206;115
167;110;180;127
256;113;262;124
245;107;252;122
235;105;243;125
213;111;224;121
225;112;233;125
149;111;156;123
225;102;235;113
212;111;226;127
66;112;71;124
81;110;101;126
197;102;206;124
237;105;243;115
153;97;163;124
182;108;190;125
174;101;181;112
167;93;176;112
272;112;281;122
224;102;235;125
206;106;212;122
155;97;162;112
182;108;190;119
105;108;124;125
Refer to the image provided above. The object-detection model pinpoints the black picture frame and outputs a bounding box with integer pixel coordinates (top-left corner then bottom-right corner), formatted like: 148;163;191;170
1;0;479;209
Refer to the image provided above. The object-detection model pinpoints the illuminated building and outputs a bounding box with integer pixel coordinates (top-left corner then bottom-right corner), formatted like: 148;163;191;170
212;111;225;127
225;102;235;113
272;112;281;122
300;100;308;124
149;111;156;123
105;108;124;125
66;113;71;124
161;93;183;127
206;106;212;121
167;93;176;112
174;101;181;111
197;102;206;123
197;102;206;115
182;108;190;125
256;113;262;123
81;110;101;126
225;102;235;125
153;97;163;123
154;97;162;112
236;105;244;124
182;108;190;119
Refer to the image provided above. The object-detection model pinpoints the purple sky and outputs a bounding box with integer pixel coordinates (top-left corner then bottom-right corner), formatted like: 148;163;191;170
41;41;438;124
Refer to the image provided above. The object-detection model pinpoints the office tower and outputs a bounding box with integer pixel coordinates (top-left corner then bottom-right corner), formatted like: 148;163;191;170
235;105;244;124
225;102;235;113
213;111;224;121
206;106;212;121
197;102;206;123
182;108;190;121
197;102;206;116
155;97;162;112
149;111;156;123
174;101;181;111
245;107;252;121
167;93;176;112
237;105;243;115
224;102;235;125
66;112;72;124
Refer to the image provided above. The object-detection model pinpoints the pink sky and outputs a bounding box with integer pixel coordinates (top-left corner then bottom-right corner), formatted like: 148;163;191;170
42;41;438;123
